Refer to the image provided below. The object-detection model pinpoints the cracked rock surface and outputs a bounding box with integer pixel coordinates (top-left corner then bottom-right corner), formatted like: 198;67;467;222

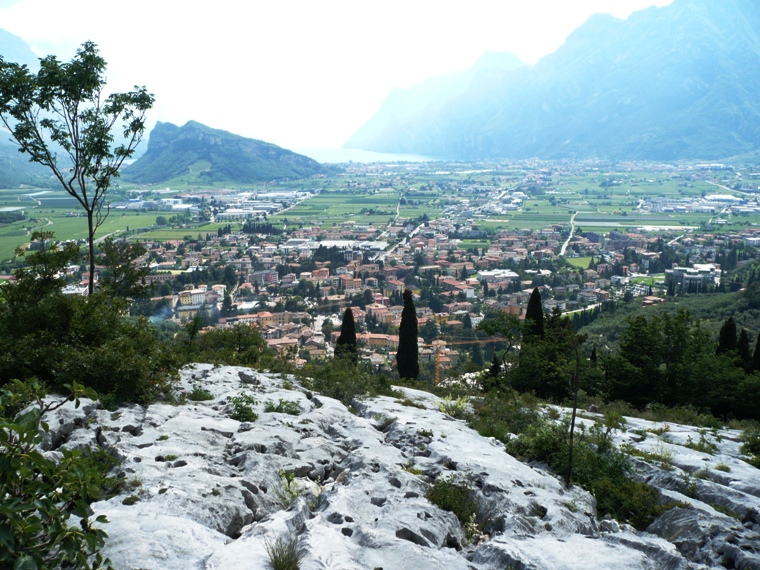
41;364;760;569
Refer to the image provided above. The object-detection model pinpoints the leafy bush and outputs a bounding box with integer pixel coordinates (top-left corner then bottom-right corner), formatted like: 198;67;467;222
265;534;304;570
179;323;273;367
264;399;301;415
469;392;542;442
275;470;301;508
503;413;668;530
229;392;258;422
438;394;470;419
0;380;113;568
0;291;179;405
740;427;760;468
297;359;393;406
426;474;478;529
590;478;668;530
188;386;214;401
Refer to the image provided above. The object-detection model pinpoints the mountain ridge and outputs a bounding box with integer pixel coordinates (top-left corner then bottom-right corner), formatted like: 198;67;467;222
123;120;333;185
345;0;760;161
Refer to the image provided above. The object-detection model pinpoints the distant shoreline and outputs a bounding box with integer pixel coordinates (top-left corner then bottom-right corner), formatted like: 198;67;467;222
294;147;437;164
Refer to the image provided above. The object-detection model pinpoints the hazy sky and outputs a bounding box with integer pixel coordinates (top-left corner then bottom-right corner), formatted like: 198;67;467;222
0;0;673;151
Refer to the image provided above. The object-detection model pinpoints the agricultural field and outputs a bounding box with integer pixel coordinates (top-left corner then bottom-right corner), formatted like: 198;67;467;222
274;188;404;227
2;161;756;263
0;184;160;261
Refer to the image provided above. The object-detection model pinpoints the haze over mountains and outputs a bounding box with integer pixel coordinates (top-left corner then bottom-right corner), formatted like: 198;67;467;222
345;0;760;161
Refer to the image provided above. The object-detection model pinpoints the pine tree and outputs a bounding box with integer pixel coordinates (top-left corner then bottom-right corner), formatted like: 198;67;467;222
525;287;545;338
335;308;358;363
396;289;419;380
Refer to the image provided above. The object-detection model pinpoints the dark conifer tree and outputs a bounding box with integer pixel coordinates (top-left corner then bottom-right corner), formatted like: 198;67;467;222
488;354;501;378
462;313;473;329
753;333;760;372
525;287;545;338
717;316;737;355
335;308;358;363
738;328;752;370
396;289;419;380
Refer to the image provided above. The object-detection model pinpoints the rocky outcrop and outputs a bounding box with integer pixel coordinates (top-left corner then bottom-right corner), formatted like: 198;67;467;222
41;365;760;569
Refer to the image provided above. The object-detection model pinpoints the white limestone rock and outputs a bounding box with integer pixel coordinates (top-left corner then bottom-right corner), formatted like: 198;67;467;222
31;364;760;569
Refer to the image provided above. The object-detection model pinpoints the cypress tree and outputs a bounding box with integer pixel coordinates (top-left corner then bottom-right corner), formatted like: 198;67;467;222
738;328;752;369
396;289;419;380
335;308;358;363
488;354;501;378
525;287;545;338
752;333;760;372
717;316;737;355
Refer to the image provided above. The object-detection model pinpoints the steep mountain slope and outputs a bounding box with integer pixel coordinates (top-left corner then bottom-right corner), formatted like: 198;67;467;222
123;121;332;184
0;30;56;188
0;28;38;68
0;136;56;188
346;0;760;161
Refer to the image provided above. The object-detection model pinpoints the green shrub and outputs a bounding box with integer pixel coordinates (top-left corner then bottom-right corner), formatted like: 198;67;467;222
740;427;760;468
188;386;214;401
590;478;668;530
437;394;470;419
0;292;179;405
180;323;273;367
683;431;718;455
297;359;393;406
230;392;258;422
275;470;301;507
504;414;669;530
264;399;301;415
0;380;112;568
426;474;478;528
469;392;542;442
372;413;397;431
265;534;304;570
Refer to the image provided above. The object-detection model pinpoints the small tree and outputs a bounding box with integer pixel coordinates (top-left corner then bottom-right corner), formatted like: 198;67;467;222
0;41;154;295
98;237;150;299
524;287;545;339
717;316;737;355
753;333;760;372
396;289;419;380
335;307;358;363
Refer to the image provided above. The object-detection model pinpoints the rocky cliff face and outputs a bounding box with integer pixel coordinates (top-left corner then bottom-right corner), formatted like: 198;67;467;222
43;365;760;569
345;0;760;161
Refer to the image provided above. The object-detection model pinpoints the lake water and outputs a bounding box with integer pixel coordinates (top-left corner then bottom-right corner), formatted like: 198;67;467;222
294;147;437;164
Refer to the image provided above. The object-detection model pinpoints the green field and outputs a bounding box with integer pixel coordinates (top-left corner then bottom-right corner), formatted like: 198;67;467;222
1;163;751;263
566;257;593;269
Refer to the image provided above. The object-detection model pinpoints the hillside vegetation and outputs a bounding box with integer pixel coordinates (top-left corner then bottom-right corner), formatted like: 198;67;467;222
123;121;333;185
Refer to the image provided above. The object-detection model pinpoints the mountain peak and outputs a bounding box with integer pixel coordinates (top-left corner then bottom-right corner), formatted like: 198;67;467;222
346;0;760;161
123;121;331;184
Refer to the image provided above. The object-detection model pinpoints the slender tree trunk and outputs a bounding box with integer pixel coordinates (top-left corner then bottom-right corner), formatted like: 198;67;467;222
566;385;579;488
87;210;95;296
565;343;581;488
